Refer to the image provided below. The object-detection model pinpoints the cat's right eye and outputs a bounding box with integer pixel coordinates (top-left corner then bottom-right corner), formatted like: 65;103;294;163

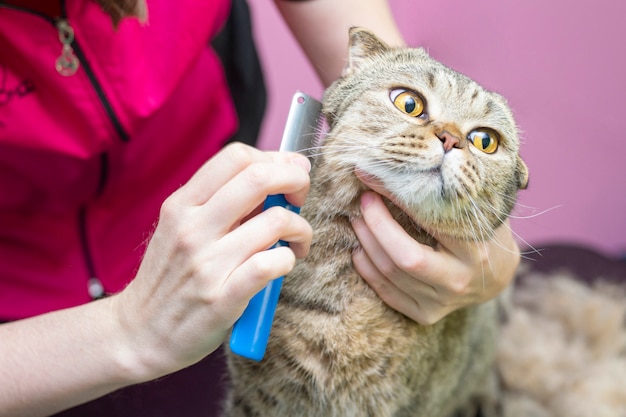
390;89;425;118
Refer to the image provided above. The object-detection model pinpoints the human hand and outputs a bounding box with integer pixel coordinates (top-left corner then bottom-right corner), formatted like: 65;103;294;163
110;143;312;381
351;176;520;326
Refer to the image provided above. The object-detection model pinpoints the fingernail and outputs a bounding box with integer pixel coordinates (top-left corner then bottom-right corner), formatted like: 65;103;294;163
360;191;375;208
290;155;311;173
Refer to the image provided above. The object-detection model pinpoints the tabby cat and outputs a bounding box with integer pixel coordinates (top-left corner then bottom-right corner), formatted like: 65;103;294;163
224;28;529;417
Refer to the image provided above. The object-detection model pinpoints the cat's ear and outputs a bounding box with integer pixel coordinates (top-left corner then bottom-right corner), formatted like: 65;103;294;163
343;27;390;77
516;157;529;189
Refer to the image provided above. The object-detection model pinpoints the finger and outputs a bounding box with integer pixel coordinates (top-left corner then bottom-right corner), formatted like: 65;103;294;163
490;221;522;280
438;221;520;296
357;191;477;297
352;213;437;299
351;214;441;302
432;228;488;266
357;192;441;282
351;246;418;317
223;206;313;261
223;246;297;316
437;220;518;265
202;206;310;288
351;215;399;279
200;161;310;237
352;247;449;325
352;214;444;306
174;142;311;206
357;169;491;273
353;177;458;289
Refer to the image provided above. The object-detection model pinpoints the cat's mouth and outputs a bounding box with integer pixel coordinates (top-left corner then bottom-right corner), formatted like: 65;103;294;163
413;166;444;183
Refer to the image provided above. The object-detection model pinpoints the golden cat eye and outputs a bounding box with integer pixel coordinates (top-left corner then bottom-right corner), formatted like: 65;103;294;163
390;89;425;117
468;129;499;154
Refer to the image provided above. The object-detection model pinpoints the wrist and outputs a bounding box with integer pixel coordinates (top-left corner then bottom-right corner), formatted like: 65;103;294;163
102;294;165;385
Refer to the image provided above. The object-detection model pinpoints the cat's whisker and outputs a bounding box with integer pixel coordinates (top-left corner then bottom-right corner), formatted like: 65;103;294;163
508;204;562;220
479;192;561;222
305;146;371;161
460;193;528;263
507;228;542;258
448;195;542;264
479;207;541;259
468;195;550;233
461;198;544;259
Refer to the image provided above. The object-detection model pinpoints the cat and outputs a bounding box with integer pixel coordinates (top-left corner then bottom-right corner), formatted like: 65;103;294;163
224;27;529;417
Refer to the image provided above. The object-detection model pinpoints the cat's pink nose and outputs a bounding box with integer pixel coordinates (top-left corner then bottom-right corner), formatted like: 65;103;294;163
437;131;462;152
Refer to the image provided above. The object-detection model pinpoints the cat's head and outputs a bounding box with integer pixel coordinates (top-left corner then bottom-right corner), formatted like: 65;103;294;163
321;28;528;240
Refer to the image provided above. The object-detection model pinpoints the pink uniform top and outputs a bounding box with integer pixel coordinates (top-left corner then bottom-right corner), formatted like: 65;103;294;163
0;0;238;320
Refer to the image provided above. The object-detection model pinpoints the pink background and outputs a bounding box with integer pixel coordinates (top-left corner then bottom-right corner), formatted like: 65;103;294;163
248;0;626;256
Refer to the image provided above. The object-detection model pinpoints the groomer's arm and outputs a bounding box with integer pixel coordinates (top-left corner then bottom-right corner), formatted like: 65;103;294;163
275;0;405;86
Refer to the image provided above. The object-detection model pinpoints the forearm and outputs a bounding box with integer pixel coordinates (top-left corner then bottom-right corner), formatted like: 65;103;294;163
275;0;405;86
0;296;141;417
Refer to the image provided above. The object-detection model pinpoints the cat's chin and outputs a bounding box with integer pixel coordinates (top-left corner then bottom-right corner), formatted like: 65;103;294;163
385;174;444;208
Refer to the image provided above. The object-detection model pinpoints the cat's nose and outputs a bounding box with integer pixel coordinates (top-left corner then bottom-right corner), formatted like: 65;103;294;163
437;130;464;152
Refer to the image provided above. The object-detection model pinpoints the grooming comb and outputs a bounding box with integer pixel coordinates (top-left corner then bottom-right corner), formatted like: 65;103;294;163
229;91;323;361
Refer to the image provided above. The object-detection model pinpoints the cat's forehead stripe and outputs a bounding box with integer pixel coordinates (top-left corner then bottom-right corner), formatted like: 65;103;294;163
427;71;436;89
483;100;496;116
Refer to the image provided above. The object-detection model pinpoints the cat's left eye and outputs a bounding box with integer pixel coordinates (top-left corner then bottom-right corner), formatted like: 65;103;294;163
468;129;499;154
390;89;425;118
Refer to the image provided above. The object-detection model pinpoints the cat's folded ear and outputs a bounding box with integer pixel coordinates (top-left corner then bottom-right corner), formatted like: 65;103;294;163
516;156;529;190
343;27;390;77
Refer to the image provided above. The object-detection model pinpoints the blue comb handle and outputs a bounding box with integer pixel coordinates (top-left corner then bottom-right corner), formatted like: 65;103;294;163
229;194;301;361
